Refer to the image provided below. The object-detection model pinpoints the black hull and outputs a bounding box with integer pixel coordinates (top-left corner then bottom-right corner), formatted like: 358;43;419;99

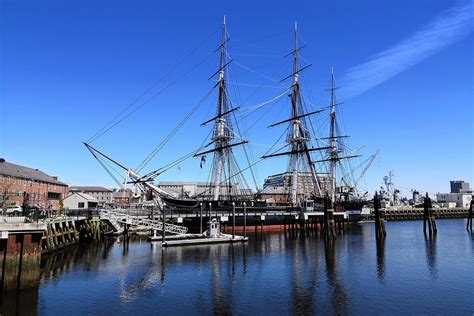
161;197;267;209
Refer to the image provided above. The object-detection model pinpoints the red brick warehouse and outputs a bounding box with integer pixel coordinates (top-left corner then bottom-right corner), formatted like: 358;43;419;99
0;158;69;210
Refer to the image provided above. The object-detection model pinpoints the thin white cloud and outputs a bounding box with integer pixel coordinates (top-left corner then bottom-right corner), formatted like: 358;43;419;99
341;1;473;98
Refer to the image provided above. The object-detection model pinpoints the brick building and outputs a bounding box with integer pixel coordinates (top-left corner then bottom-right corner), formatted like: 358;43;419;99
113;189;133;205
0;158;69;210
258;172;331;204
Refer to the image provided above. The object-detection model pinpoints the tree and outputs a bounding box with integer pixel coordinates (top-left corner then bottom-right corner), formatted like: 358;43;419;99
58;197;64;215
0;182;13;215
22;191;30;212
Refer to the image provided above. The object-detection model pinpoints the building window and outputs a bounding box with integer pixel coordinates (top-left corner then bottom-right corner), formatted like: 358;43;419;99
78;202;85;208
48;192;61;200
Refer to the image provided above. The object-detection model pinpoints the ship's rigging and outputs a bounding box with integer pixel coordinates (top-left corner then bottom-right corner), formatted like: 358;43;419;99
192;16;252;201
83;19;378;208
261;22;327;206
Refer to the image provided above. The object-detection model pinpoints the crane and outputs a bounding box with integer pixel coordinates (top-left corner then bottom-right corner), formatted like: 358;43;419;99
354;149;380;189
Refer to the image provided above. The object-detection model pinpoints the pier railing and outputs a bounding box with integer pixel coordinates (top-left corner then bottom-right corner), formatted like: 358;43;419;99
100;210;188;235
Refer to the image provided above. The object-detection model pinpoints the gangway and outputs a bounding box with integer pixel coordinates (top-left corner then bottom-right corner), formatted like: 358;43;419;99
100;210;188;235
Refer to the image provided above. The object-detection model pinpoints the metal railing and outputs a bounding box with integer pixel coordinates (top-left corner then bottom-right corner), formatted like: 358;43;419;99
0;216;27;224
100;210;188;235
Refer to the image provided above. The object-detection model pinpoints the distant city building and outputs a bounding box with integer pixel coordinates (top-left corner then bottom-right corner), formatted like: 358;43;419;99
258;172;331;204
63;192;98;209
70;186;113;205
0;158;68;210
450;180;471;193
436;193;472;208
437;180;473;208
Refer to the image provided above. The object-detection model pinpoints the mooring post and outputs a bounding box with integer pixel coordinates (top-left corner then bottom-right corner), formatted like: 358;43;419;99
324;196;336;238
162;203;166;244
151;205;157;239
467;198;473;232
423;193;427;233
243;202;247;238
232;202;236;239
374;192;387;238
424;193;437;235
200;202;203;234
209;202;212;221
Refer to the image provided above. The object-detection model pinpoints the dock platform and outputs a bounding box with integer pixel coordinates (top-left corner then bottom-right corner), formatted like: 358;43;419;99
162;234;248;247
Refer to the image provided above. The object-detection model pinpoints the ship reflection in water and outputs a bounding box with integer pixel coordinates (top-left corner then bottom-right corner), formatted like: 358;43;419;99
1;219;473;315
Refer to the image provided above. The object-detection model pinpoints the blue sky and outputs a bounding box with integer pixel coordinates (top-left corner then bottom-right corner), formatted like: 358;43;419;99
1;0;473;197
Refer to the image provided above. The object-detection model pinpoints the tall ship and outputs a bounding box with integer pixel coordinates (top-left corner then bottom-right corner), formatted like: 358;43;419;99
83;18;375;217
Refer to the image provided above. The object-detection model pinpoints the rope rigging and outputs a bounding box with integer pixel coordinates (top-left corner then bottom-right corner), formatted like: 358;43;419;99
87;27;221;144
135;83;219;173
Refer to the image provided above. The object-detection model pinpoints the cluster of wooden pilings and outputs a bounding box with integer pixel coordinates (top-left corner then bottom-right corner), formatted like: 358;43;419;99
282;198;349;238
370;192;472;239
41;218;104;254
374;192;387;239
423;193;437;236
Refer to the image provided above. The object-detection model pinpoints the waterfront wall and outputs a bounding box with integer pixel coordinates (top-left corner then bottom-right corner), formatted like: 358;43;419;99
0;227;44;292
0;217;103;293
367;208;468;221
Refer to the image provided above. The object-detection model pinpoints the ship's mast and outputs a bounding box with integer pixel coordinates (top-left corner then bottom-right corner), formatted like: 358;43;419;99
212;16;229;201
287;22;322;206
192;17;249;201
262;22;324;206
329;69;337;204
289;22;300;206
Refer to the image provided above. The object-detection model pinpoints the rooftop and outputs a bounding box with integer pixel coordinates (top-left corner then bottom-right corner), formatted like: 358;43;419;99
0;158;67;186
65;192;98;201
70;186;112;192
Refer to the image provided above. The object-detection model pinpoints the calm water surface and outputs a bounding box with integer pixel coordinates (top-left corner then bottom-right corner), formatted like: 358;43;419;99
4;219;474;315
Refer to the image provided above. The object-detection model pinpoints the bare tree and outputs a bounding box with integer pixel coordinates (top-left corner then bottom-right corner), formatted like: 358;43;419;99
0;182;13;215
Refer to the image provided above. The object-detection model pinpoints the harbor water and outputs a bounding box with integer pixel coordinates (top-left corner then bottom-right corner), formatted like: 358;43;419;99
2;219;473;315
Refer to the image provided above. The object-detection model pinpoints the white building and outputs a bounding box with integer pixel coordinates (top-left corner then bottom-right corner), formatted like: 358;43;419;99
436;193;472;208
63;192;98;209
69;186;113;205
436;180;473;208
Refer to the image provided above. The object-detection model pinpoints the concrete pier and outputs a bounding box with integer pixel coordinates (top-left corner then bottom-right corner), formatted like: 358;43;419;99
0;220;46;292
0;216;103;292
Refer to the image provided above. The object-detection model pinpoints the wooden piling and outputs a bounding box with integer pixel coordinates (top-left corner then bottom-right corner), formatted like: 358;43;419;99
467;198;473;232
232;202;236;239
243;202;247;238
162;203;166;244
374;192;387;238
324;197;337;238
199;203;203;234
423;193;437;235
151;206;155;237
